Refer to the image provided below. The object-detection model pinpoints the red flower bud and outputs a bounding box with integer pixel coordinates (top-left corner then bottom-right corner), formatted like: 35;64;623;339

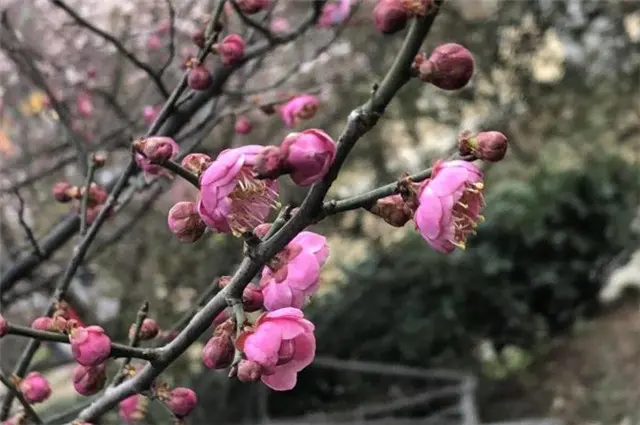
181;153;213;176
458;130;508;162
188;65;213;90
234;115;253;135
237;359;262;382
133;136;179;164
69;325;112;367
415;43;474;91
167;201;207;243
164;387;198;418
202;335;234;369
81;183;108;206
72;363;107;396
373;0;409;35
212;310;230;327
86;66;97;79
368;194;414;227
242;285;264;312
217;34;245;66
235;0;271;14
253;146;286;179
129;318;160;341
53;182;74;203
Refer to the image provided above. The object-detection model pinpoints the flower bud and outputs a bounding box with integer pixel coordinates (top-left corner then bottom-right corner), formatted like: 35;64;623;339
31;316;67;332
164;387;198;418
213;310;230;327
414;43;474;91
253;146;286;179
242;285;264;312
69;325;112;367
72;363;107;396
53;182;74;203
368;194;414;227
133;136;179;164
181;153;213;176
19;372;51;404
270;17;290;33
280;129;336;186
459;130;508;163
86;66;97;79
217;34;245;66
167;201;207;243
0;314;6;337
401;0;433;16
92;153;107;168
142;105;159;127
234;115;253;135
202;335;234;369
236;0;271;14
192;30;205;48
119;394;148;424
188;65;213;90
129;318;160;341
76;92;94;117
237;359;262;382
373;0;409;34
81;183;108;206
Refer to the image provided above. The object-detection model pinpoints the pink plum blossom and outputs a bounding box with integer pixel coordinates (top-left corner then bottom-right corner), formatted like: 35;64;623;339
318;0;352;27
119;394;148;424
19;372;51;404
76;92;94;117
270;17;290;33
167;201;207;243
69;325;112;367
235;115;253;135
143;105;159;126
198;145;279;236
237;308;316;391
164;387;198;418
260;231;328;310
72;363;107;396
278;95;320;128
281;129;336;186
414;160;485;253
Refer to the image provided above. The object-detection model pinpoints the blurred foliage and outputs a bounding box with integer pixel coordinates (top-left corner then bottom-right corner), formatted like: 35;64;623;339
267;153;640;417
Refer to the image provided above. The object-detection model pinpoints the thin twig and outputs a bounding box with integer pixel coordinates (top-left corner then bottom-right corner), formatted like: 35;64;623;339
50;0;170;99
110;302;150;387
12;189;43;259
158;0;176;76
79;157;98;236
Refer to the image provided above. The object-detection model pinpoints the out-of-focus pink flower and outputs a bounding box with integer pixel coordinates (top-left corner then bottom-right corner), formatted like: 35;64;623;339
373;0;409;34
72;363;107;396
134;136;179;177
31;316;67;332
167;201;207;243
235;0;271;14
278;95;319;128
87;66;97;79
280;129;336;186
198;145;279;235
0;314;6;337
147;35;163;50
217;34;245;66
164;387;198;418
69;325;112;367
53;182;75;203
119;394;148;424
19;372;51;404
318;0;352;27
235;115;253;135
260;231;328;310
2;414;26;425
270;17;290;33
414;160;485;253
143;105;160;127
237;308;316;391
76;92;94;117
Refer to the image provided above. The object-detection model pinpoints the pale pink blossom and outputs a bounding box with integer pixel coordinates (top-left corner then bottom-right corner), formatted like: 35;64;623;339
270;17;290;33
281;129;336;186
198;145;279;235
69;325;112;367
318;0;352;27
72;363;107;396
76;92;94;117
147;34;162;50
414;160;485;253
143;105;159;127
164;387;198;418
260;231;328;310
237;308;316;391
119;394;148;424
278;95;320;128
19;372;51;404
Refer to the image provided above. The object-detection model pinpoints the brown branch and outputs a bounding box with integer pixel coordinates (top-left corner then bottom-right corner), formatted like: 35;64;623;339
12;189;43;259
